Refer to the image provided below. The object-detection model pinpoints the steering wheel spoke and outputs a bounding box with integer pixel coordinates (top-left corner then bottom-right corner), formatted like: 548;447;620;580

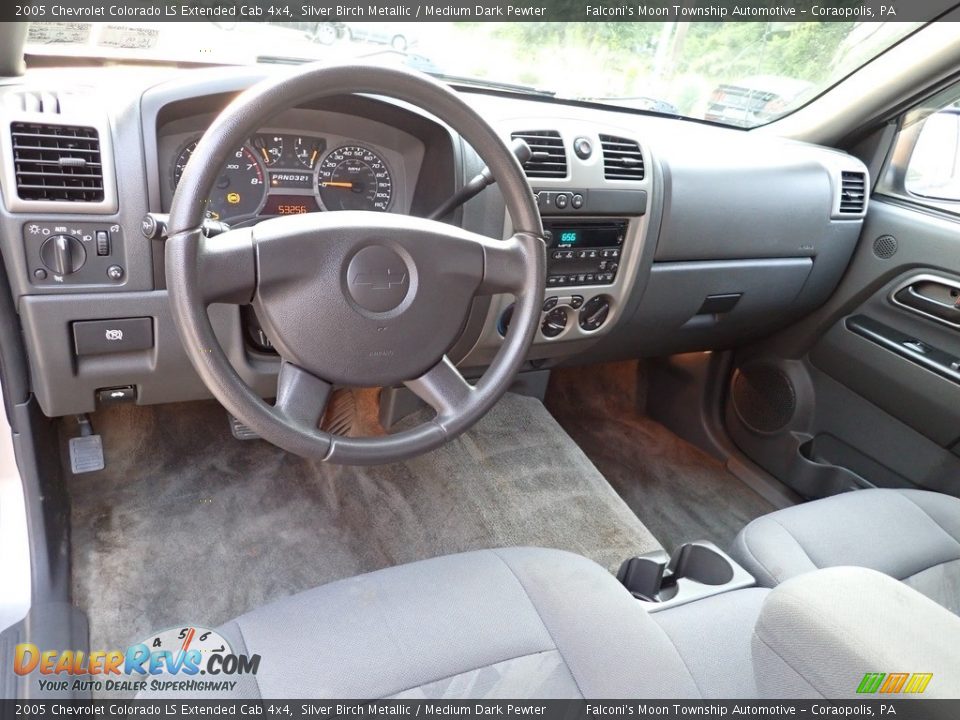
195;227;257;305
405;356;474;419
274;361;333;430
476;232;534;295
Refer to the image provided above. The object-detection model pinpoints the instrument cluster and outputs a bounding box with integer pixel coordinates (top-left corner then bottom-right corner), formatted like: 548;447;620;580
170;132;395;222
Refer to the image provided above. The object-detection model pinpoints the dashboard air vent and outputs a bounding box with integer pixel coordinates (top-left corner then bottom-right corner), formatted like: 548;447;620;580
838;171;866;214
511;130;566;178
600;134;644;180
11;122;104;202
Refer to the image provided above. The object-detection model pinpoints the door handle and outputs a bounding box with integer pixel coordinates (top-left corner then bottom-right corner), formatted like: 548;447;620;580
891;274;960;327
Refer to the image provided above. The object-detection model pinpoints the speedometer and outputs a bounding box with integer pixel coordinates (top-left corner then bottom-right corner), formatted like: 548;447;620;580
317;145;393;212
173;140;266;220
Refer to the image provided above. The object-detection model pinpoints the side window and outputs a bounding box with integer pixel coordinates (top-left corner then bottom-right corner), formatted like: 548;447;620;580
905;103;960;201
880;86;960;213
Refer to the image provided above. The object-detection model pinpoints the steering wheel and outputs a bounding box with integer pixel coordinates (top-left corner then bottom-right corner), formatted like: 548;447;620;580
166;63;545;465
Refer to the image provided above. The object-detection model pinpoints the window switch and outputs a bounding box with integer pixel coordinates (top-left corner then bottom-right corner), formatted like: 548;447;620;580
96;230;110;256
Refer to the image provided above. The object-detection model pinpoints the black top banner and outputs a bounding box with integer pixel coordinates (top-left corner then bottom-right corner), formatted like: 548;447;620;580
2;700;960;720
5;0;960;23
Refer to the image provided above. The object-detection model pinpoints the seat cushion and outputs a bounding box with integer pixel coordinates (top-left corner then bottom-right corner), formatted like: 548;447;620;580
731;488;960;613
142;547;702;699
752;567;960;698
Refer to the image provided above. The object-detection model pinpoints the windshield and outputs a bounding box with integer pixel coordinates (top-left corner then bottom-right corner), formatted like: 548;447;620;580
26;21;921;128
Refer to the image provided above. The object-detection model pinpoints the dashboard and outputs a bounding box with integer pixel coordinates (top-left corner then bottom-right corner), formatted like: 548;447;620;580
0;64;869;419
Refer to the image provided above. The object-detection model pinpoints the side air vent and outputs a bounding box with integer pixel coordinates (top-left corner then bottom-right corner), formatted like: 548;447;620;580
838;171;867;214
511;130;567;178
600;134;644;180
11;122;104;202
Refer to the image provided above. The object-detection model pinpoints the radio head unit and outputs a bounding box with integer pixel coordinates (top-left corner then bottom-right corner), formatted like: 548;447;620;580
543;220;626;287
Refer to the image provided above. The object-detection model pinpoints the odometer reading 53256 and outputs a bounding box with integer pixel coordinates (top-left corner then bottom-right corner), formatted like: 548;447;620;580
317;145;393;212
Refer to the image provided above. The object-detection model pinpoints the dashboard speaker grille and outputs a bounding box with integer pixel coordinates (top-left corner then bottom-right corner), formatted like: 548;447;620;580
600;134;644;180
873;234;898;259
11;122;104;202
510;130;566;178
731;363;796;434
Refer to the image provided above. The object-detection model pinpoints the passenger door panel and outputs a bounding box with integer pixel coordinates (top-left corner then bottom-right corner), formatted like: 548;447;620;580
727;199;960;499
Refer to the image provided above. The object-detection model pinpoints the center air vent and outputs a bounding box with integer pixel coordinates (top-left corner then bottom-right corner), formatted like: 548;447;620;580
11;122;104;202
511;130;566;178
838;171;866;214
600;134;644;180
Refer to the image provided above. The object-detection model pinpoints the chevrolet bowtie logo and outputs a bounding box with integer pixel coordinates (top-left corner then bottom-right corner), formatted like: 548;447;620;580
352;268;407;291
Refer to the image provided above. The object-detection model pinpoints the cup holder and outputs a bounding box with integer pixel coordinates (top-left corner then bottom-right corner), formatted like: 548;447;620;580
670;542;735;586
616;541;753;610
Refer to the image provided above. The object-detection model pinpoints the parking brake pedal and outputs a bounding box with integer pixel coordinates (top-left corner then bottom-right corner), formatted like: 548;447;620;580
68;414;105;474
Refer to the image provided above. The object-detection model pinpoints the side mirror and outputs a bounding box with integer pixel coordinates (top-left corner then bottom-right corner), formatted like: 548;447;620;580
906;108;960;202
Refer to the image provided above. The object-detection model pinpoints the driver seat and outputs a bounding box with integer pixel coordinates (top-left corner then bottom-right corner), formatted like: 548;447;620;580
141;547;960;699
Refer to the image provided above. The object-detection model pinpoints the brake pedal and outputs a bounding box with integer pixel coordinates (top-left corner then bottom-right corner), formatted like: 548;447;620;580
228;390;358;440
228;414;260;441
68;415;104;474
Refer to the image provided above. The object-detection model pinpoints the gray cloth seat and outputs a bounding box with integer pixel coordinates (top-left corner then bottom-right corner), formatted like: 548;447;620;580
731;488;960;614
189;547;705;699
139;545;960;699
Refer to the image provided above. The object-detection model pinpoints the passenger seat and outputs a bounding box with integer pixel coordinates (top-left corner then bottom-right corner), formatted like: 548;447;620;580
731;488;960;615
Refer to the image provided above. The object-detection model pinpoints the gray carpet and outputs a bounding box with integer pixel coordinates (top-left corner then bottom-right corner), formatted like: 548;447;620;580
546;362;776;553
66;392;660;655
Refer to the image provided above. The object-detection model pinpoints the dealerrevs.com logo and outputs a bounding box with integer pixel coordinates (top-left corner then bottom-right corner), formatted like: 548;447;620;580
14;625;260;694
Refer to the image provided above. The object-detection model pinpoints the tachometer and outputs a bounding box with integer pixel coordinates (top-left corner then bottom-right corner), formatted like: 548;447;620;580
317;145;393;212
173;140;266;220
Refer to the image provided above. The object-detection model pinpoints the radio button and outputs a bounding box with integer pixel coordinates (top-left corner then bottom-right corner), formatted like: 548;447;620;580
552;250;564;260
547;276;561;287
584;274;595;284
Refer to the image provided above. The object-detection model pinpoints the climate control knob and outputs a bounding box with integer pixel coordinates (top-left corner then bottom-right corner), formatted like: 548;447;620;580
541;307;568;338
40;234;86;276
579;296;611;332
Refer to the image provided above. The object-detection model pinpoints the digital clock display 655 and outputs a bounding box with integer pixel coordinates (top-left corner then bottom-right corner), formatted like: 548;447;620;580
261;194;320;216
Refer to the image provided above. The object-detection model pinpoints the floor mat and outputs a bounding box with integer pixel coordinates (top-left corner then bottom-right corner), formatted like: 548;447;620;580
67;392;660;654
546;362;775;553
